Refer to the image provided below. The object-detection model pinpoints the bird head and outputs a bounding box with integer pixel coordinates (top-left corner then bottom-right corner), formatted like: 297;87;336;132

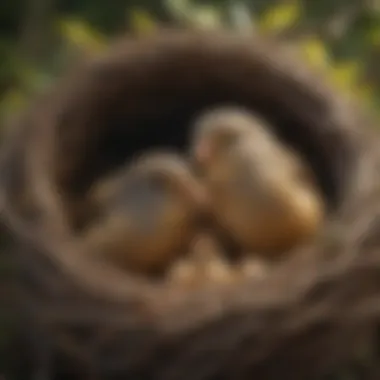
191;106;267;168
130;151;209;212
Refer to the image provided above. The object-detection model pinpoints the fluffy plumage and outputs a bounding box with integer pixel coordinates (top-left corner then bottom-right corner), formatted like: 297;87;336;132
191;107;326;254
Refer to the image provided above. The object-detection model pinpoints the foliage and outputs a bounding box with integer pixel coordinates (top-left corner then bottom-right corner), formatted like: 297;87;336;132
58;17;106;53
129;8;157;34
1;0;379;129
163;0;377;111
258;1;301;34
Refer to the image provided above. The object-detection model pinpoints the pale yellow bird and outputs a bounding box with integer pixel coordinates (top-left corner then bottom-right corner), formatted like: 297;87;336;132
191;107;325;255
167;231;234;287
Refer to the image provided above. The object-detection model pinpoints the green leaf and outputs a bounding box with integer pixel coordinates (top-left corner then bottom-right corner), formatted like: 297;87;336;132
329;60;361;93
259;1;301;34
367;23;380;46
58;17;106;54
298;37;330;69
165;0;190;21
190;5;223;29
129;8;156;34
166;0;222;29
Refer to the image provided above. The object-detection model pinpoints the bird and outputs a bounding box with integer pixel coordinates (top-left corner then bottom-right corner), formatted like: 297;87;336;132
190;106;326;255
238;256;269;279
167;231;234;287
77;150;208;275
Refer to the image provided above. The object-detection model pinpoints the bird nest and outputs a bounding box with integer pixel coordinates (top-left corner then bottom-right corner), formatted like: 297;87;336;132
1;29;380;380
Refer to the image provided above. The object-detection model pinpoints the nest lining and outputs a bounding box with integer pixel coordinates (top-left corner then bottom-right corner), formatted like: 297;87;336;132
1;29;380;379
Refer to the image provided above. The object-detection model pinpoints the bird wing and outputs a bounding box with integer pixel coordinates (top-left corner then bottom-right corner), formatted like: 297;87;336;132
113;177;167;235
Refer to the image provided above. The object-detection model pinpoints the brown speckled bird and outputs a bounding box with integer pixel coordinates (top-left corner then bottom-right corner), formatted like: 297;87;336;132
190;106;326;255
78;151;208;275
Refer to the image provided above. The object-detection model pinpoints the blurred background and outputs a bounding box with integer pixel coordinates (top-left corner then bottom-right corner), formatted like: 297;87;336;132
1;0;380;377
2;0;380;127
